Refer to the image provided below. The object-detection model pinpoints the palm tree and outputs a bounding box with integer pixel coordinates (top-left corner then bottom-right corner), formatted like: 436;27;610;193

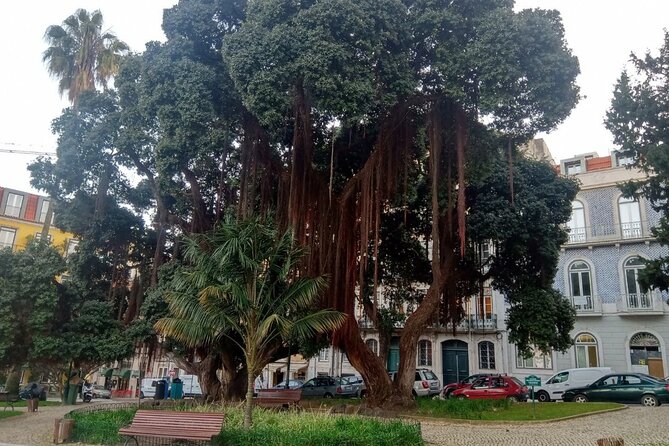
43;9;128;105
156;217;345;428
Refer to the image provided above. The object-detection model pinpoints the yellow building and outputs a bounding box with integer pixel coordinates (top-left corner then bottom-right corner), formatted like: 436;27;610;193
0;186;77;254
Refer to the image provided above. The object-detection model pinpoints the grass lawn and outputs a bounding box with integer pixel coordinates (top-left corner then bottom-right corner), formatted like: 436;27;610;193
69;405;424;446
415;398;622;421
0;401;62;408
0;411;23;420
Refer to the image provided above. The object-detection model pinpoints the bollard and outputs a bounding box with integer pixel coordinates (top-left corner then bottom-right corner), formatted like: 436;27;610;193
597;438;624;446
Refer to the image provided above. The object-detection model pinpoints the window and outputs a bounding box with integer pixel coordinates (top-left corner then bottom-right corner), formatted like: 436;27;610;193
618;196;642;239
365;339;378;355
4;193;23;218
630;332;661;374
38;201;51;223
479;341;495;369
624;257;651;309
569;261;593;311
575;333;599;367
615;151;634;167
66;239;79;256
567;201;586;243
34;232;52;243
318;348;329;362
0;227;16;249
547;371;569;384
565;161;582;175
417;340;432;366
516;347;552;369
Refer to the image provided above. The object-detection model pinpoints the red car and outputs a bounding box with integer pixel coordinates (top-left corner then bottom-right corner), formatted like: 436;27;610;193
451;376;529;402
442;373;494;399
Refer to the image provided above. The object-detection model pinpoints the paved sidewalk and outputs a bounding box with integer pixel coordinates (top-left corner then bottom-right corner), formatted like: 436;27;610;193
0;400;120;446
421;406;669;446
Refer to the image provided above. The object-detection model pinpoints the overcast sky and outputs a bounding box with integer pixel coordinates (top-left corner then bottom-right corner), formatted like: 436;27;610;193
1;1;668;194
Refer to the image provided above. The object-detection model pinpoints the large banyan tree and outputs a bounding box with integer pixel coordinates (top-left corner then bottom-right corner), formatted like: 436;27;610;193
221;0;580;403
31;0;580;404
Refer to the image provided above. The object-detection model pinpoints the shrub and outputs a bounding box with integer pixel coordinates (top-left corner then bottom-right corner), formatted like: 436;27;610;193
416;398;511;419
69;408;137;444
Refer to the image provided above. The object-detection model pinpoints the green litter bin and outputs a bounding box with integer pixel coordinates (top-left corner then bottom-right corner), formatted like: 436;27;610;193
171;378;183;400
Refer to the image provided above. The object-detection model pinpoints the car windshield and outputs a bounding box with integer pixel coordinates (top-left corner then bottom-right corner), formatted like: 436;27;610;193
423;371;438;380
510;377;524;387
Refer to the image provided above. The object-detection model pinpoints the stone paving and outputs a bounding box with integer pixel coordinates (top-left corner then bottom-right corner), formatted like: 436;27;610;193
421;406;669;446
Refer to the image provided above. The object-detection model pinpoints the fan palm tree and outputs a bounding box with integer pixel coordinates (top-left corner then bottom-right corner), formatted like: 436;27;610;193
43;9;128;105
156;217;345;428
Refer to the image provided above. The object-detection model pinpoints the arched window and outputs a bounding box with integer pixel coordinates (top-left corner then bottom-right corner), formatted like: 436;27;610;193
479;341;495;369
567;201;586;243
575;333;599;367
624;257;650;309
365;339;378;356
630;332;663;378
418;340;432;367
569;261;593;311
618;196;642;239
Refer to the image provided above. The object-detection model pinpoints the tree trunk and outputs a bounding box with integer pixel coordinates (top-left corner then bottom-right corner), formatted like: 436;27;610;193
243;370;255;429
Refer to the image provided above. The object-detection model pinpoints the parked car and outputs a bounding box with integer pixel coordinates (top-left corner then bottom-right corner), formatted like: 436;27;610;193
531;367;613;402
301;376;356;398
341;376;366;398
272;379;304;389
562;373;669;406
442;373;494;399
388;369;441;397
18;383;47;401
451;375;529;402
91;385;112;399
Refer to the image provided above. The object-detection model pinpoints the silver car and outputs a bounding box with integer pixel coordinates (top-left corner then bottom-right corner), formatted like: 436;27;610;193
388;369;441;397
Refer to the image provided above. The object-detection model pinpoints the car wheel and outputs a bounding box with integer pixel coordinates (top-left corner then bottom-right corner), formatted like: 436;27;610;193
457;395;466;400
641;394;659;407
536;391;550;403
324;393;333;399
140;392;144;399
444;390;453;399
360;390;367;399
573;394;588;403
507;396;518;403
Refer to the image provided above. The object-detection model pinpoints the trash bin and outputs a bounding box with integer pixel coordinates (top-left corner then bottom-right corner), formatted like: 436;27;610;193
154;380;167;400
171;378;183;400
27;398;39;412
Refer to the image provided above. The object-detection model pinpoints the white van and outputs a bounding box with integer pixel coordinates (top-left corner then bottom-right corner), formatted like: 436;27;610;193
178;375;203;398
140;375;202;399
533;367;613;402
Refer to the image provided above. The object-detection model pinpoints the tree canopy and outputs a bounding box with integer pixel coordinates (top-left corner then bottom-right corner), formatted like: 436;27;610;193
30;0;581;404
606;31;669;292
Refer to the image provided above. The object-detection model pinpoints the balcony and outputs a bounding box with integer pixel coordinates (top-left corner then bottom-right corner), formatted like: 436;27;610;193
437;315;498;332
616;292;666;315
357;317;375;329
569;295;602;316
565;220;653;245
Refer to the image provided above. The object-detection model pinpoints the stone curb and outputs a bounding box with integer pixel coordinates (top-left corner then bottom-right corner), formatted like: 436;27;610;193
402;404;628;425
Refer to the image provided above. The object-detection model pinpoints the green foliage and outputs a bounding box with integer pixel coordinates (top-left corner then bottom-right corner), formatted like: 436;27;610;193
69;408;136;444
605;32;669;291
0;241;66;368
43;9;129;104
156;217;345;426
467;155;578;354
415;399;621;421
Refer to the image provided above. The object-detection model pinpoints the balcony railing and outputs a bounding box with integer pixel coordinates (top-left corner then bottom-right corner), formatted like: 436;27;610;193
566;220;654;244
436;315;498;332
616;292;665;314
569;295;602;315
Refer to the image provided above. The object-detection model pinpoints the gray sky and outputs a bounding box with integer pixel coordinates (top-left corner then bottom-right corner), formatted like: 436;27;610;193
1;1;668;194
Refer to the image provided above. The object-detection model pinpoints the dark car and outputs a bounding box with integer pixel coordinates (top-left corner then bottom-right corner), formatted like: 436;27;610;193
442;373;494;399
301;376;355;398
562;373;669;406
451;376;529;402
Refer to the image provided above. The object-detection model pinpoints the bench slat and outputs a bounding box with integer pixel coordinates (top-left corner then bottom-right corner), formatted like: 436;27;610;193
119;410;224;442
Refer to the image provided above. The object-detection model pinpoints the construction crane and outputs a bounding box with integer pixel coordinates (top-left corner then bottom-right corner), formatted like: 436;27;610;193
0;142;56;157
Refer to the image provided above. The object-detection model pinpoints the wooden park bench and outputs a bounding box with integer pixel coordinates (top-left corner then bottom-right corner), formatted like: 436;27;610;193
118;410;225;446
0;391;19;411
254;388;302;409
